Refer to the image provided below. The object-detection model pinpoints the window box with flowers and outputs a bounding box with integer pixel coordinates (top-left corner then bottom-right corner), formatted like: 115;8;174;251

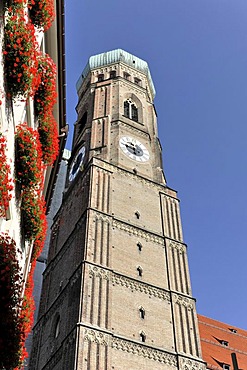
34;54;57;117
4;9;40;99
0;135;13;217
15;124;43;190
0;234;23;369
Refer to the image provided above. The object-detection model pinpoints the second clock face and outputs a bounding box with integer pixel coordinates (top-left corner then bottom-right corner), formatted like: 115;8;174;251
119;136;150;162
69;146;86;182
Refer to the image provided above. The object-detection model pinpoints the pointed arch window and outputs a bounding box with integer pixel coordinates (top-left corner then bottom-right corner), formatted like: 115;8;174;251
139;307;145;319
137;242;142;252
137;266;143;277
140;331;146;342
124;99;138;122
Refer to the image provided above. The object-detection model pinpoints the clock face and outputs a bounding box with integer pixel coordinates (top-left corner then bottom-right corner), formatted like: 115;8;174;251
119;136;150;162
69;146;86;182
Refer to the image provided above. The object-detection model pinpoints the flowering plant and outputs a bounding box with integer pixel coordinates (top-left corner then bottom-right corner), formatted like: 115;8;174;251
4;10;40;99
0;135;13;217
38;113;59;165
4;0;24;9
0;234;23;369
15;124;43;189
34;54;57;117
21;189;47;241
29;0;55;31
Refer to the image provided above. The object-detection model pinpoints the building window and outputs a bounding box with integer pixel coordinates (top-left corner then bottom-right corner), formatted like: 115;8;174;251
123;72;130;80
54;315;60;338
137;242;142;252
134;77;141;86
140;331;146;342
135;211;140;219
137;266;143;277
124;99;138;122
221;340;229;346
78;111;87;133
229;328;237;333
98;74;104;82
110;71;116;79
139;307;145;319
222;365;230;370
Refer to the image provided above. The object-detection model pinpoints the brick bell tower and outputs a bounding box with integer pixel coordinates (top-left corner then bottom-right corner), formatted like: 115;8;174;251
30;49;206;370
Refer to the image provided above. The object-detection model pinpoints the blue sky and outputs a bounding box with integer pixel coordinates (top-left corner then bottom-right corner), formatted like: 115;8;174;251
65;0;247;329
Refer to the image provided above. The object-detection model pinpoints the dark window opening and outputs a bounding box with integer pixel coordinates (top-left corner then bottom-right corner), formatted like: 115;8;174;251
98;74;104;82
110;71;116;79
135;211;140;219
124;100;138;122
222;365;230;370
137;266;143;277
137;242;142;252
124;101;130;118
123;72;130;80
54;316;60;338
134;77;141;85
140;332;146;342
139;308;145;319
78;112;87;133
132;105;138;122
221;340;229;347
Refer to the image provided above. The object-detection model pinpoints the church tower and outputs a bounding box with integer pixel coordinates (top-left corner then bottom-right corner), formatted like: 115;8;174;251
30;49;206;370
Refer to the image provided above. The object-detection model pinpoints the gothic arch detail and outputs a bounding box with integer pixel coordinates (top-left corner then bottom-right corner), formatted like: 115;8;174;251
122;93;143;122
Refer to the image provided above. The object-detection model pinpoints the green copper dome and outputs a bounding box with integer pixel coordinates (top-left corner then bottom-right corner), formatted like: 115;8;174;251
76;49;155;98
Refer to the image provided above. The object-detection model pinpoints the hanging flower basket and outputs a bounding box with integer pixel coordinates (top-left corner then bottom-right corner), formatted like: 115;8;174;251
4;0;24;10
15;124;43;189
0;234;23;370
21;189;47;241
38;113;59;165
4;10;40;99
34;54;57;117
29;0;55;31
0;135;13;217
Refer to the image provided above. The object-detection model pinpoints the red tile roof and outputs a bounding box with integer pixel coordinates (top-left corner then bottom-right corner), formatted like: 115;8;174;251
198;314;247;370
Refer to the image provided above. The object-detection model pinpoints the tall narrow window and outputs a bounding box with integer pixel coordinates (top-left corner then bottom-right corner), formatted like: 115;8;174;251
124;101;130;118
139;307;145;319
137;266;143;277
123;99;138;122
137;242;142;252
132;105;138;122
54;315;60;338
78;111;87;134
140;332;146;342
135;211;140;219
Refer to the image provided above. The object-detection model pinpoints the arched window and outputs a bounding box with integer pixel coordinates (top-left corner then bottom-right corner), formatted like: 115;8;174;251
137;266;143;277
139;307;145;319
140;331;146;342
137;242;142;252
135;211;140;219
124;99;138;122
